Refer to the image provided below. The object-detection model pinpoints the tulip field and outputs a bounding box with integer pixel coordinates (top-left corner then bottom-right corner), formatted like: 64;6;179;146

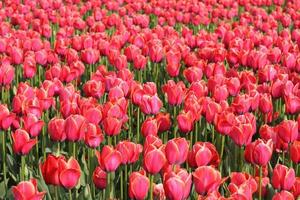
1;0;300;199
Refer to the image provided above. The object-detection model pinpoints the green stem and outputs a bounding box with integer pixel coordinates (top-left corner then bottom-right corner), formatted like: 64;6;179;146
259;166;262;200
120;169;123;199
69;189;72;200
21;156;25;181
55;186;59;200
2;131;6;192
149;174;153;200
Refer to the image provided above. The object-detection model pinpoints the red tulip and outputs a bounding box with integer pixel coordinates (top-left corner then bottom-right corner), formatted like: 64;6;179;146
193;166;222;195
129;170;149;200
155;112;171;133
272;164;296;191
143;144;166;174
84;122;104;148
165;137;189;165
141;117;158;137
83;80;105;99
259;93;273;114
48;118;66;142
57;156;81;189
188;142;220;168
177;111;195;134
12;129;37;155
64;114;86;142
290;141;300;164
272;191;294;200
291;177;300;198
93;166;107;189
163;168;192;200
140;94;162;115
116;141;143;164
244;139;273;166
277;120;298;143
22;114;44;137
12;178;46;200
40;154;81;189
228;172;257;197
102;117;122;136
0;104;15;130
81;48;99;64
96;145;122;172
162;80;186;106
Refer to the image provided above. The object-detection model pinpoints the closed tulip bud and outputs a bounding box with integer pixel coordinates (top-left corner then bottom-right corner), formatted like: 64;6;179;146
40;154;62;186
35;49;48;66
272;164;296;191
156;112;171;133
84;123;104;148
12;129;37;155
183;67;203;83
285;95;300;114
102;117;122;136
277;120;298;143
290;141;300;164
81;48;99;64
259;93;273;114
96;145;122;172
140;95;162;115
163;173;186;200
12;178;46;200
141;117;158;137
93;166;107;189
291;177;300;198
229;123;254;147
144;145;166;174
129;170;149;200
116;141;143;164
165;137;189;165
272;191;294;200
193;166;222;195
244;139;273;166
48;118;66;142
162;80;186;106
133;54;147;70
64;114;86;142
177;111;195;134
113;55;128;70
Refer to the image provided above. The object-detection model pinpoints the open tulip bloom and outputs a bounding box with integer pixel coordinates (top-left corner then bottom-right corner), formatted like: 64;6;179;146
1;0;300;199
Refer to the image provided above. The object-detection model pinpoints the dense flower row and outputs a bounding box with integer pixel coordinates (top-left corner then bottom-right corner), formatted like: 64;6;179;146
0;0;300;199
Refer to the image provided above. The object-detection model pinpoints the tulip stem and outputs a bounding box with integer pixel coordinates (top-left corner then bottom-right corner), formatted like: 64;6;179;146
120;169;123;199
55;186;59;200
149;174;154;200
125;164;128;200
20;155;25;181
258;166;262;200
69;189;72;200
137;108;140;143
2;131;6;192
296;164;299;176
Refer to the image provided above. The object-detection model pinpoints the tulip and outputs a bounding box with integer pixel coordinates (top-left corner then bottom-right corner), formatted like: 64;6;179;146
277;120;298;143
291;177;300;198
48;118;66;142
165;137;189;165
143;144;166;174
188;142;220;168
12;129;37;155
40;154;81;189
84;123;104;148
177;111;195;134
22;114;44;137
93;166;107;189
96;145;122;172
116;141;143;164
290;141;300;164
141;117;159;137
129;171;149;200
102;117;122;136
193;166;222;195
163;168;192;200
272;164;296;191
162;80;186;106
64;114;86;142
156;112;171;133
12;178;46;200
244;139;273;166
272;191;294;200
